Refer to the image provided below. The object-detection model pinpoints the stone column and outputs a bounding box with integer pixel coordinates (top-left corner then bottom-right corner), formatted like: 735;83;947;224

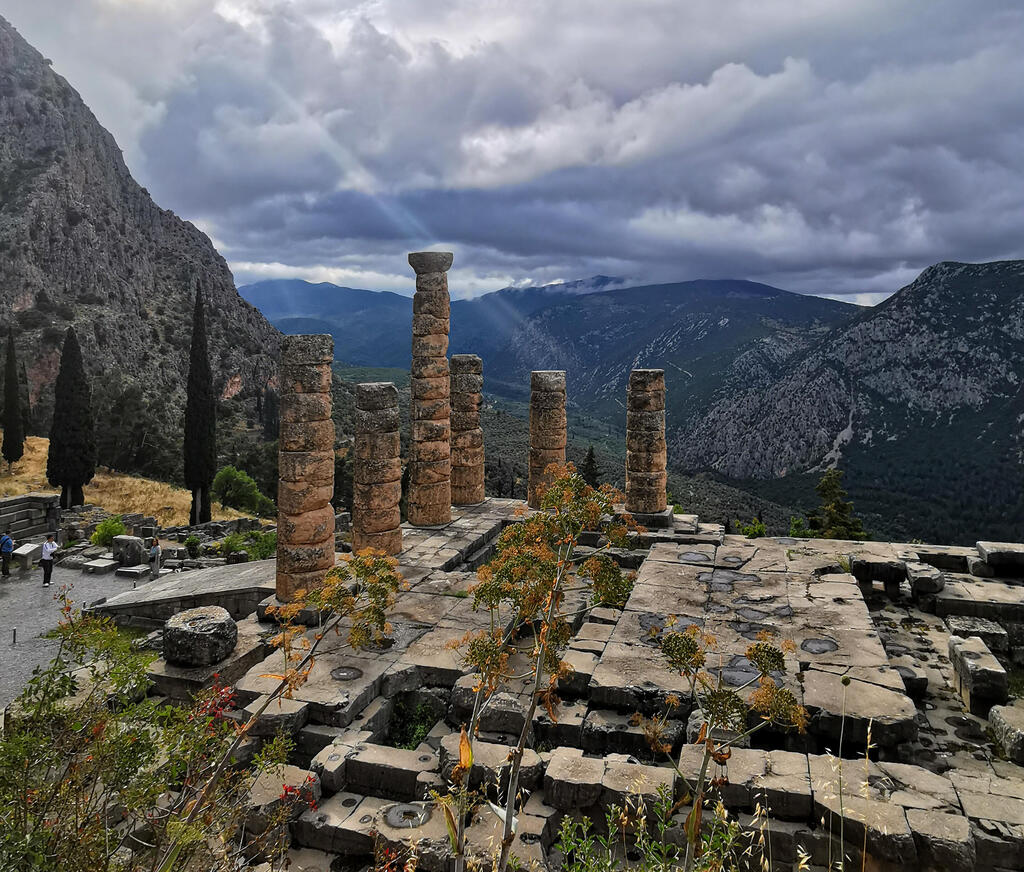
626;369;668;519
408;251;453;527
450;354;485;505
352;382;403;554
277;335;336;602
528;371;566;508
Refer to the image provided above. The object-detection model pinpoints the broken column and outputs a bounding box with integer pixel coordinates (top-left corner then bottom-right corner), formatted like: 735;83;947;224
625;369;669;524
528;371;566;508
408;251;453;527
352;382;403;555
277;335;336;602
450;354;485;505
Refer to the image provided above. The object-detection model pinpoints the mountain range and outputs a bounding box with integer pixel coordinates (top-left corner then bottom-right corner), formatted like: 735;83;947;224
243;262;1024;545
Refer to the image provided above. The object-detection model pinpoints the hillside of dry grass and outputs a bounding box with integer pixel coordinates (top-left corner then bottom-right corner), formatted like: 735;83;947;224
0;432;245;527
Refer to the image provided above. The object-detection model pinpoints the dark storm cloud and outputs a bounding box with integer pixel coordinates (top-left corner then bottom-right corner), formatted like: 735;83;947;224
6;0;1024;299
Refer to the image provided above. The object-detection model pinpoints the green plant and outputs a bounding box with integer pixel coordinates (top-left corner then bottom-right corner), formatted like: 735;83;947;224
243;530;277;561
211;465;276;517
3;328;25;470
388;698;437;750
183;534;201;559
581;553;635;609
736;517;767;538
90;515;126;547
47;327;96;508
184;289;216;525
219;531;247;555
790;469;868;541
442;464;639;872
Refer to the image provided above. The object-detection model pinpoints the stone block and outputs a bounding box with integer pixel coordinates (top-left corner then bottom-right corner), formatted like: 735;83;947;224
244;695;310;737
163;606;238;667
279;420;335;452
601;758;676;815
281;334;333;366
408;251;454;273
907;560;945;595
990;702;1024;764
439;734;541;793
544;747;604;810
277;482;334;516
946;615;1008;654
410;357;449;378
412;420;451;443
354;506;401;535
531;370;566;392
352;457;403;485
353;481;402;511
280;364;333;394
277;539;336;575
278;450;334;484
412;291;450;318
280;393;332;424
411;333;449;358
113;534;146;566
276;505;337;545
351;527;402;556
948;634;1008;716
345;743;438;801
976;541;1024;573
411;315;449;338
354;431;401;459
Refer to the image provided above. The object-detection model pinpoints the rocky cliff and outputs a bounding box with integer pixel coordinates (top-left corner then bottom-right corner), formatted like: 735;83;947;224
0;15;280;441
679;260;1024;542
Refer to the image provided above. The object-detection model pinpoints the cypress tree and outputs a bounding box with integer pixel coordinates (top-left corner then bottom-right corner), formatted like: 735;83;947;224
184;288;216;525
2;329;25;470
47;327;95;507
580;445;600;488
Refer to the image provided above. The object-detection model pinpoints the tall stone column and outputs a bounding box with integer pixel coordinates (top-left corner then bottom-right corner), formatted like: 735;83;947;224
528;371;566;508
408;251;453;527
450;354;485;505
626;369;668;521
277;335;336;602
353;382;403;554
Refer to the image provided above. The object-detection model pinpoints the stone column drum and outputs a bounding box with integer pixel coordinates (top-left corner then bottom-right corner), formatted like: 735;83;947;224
408;251;454;527
352;382;403;554
528;371;567;508
450;354;485;505
276;335;336;602
625;369;667;516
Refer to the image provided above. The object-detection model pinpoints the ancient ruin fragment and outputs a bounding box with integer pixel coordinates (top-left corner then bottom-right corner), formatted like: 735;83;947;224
528;370;567;508
352;382;403;555
450;354;485;505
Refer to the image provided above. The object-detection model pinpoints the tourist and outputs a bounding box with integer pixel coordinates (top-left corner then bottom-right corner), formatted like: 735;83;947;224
149;537;162;580
40;533;58;586
0;529;13;577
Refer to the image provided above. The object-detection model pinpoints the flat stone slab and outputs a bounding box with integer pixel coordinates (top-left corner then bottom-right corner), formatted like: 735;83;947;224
82;558;118;575
990;702;1024;764
948;634;1008;716
977;541;1024;572
88;560;276;626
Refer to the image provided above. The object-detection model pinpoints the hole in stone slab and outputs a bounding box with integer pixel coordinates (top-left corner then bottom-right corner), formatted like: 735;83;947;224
342;797;358;807
359;814;372;824
331;666;364;682
679;551;711;563
385;803;432;829
419;755;432;763
801;638;839;655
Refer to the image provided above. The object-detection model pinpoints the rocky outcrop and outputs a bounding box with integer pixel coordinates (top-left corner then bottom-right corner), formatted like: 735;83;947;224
0;15;280;435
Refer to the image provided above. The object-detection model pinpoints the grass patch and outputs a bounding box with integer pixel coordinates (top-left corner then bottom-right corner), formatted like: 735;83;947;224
0;433;246;526
387;697;438;750
1008;666;1024;700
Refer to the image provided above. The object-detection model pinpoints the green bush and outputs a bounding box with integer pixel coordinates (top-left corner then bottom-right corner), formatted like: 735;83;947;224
581;554;635;609
737;517;767;539
219;532;247;556
183;534;201;558
211;465;276;517
90;515;126;547
244;530;277;561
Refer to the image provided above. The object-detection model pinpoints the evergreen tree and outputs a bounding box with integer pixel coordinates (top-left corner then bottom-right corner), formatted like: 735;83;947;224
580;445;600;487
805;468;868;540
184;288;217;525
262;388;280;442
47;327;96;507
18;359;31;436
2;329;25;470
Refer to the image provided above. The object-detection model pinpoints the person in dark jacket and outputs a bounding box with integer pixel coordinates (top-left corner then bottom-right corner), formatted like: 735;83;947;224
0;530;13;577
40;533;58;586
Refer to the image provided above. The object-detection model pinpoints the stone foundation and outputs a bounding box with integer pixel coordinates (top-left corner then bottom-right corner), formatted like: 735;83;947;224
352;383;402;555
276;335;336;602
528;370;567;508
407;251;453;527
450;354;485;505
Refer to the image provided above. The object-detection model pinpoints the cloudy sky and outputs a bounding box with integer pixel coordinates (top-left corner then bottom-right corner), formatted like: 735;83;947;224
7;1;1024;301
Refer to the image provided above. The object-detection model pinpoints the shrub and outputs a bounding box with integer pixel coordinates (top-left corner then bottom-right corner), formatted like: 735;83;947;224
183;534;201;558
211;465;276;517
244;530;277;560
90;515;125;547
581;554;635;609
219;532;247;555
737;517;767;538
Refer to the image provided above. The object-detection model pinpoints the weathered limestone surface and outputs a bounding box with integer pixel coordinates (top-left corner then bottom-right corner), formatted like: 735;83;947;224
352;383;402;555
408;252;453;527
625;369;667;516
528;370;566;508
949;634;1008;715
163;605;238;666
449;354;485;505
277;335;336;601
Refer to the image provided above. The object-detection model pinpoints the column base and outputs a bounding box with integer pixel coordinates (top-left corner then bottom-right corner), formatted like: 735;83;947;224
626;506;674;529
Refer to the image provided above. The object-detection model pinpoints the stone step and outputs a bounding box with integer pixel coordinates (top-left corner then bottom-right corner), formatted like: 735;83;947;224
114;565;153;580
83;558;119;575
343;743;438;801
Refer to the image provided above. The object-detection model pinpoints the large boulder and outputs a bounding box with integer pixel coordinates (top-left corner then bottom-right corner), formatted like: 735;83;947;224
112;535;147;567
163;606;238;667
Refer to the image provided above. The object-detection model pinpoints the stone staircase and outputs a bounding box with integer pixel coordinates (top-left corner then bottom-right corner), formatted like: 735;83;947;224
0;493;60;541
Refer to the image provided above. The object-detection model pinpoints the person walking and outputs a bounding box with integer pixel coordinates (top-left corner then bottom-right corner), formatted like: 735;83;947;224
0;530;13;577
149;536;162;580
40;533;58;586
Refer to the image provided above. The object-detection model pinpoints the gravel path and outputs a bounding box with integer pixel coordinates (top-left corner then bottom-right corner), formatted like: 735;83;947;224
0;565;135;707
